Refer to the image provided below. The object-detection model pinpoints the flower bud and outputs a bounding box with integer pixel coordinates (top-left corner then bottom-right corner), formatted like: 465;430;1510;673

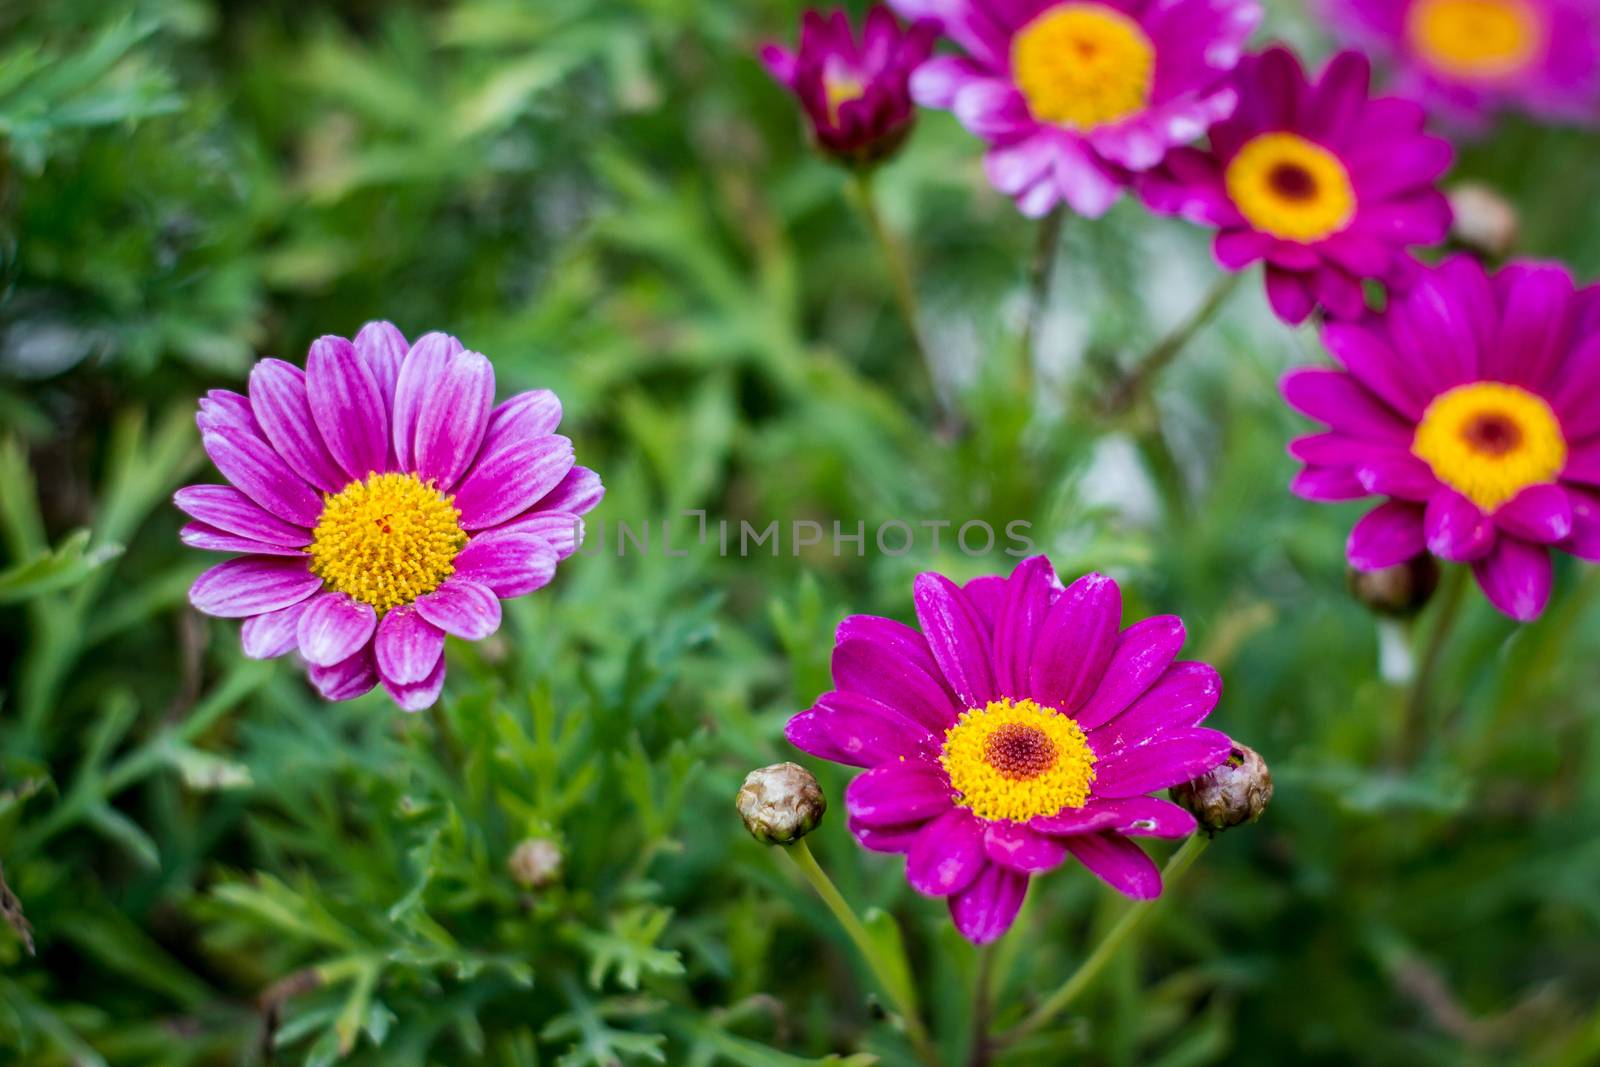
1448;182;1518;260
1170;744;1272;833
737;762;826;845
1348;554;1440;618
507;837;563;889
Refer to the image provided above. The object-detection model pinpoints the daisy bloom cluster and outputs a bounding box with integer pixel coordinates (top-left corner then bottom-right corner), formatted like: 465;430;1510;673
178;323;602;710
1284;255;1600;621
761;7;938;167
787;556;1234;943
887;0;1260;217
1322;0;1600;127
1140;47;1454;324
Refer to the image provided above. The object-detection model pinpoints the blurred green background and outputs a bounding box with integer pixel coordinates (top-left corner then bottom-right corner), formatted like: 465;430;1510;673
3;1;1600;1064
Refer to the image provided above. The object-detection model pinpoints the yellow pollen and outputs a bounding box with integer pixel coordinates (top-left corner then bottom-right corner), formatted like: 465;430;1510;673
1412;382;1567;512
1011;3;1155;130
941;698;1097;823
824;73;865;125
1407;0;1540;80
1225;133;1357;243
307;471;467;612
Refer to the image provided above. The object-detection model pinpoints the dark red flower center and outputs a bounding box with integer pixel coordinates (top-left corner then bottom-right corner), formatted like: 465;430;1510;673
1460;410;1524;455
1268;162;1318;201
983;723;1058;780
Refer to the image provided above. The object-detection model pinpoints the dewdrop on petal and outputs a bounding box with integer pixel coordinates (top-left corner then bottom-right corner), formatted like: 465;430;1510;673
1170;744;1272;833
508;838;563;889
737;762;826;845
1348;555;1440;618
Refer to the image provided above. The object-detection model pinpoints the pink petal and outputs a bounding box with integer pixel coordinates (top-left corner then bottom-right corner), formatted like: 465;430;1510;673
354;321;407;412
374;604;446;686
1094;796;1198;838
1424;490;1495;561
189;556;320;619
530;466;605;516
455;435;575;530
201;429;324;527
1495;484;1574;544
948;863;1028;944
391;332;464;472
308;647;378;702
240;600;311;659
1073;616;1188;731
453;530;559;598
1472;538;1552;622
1091;727;1233;797
173;485;310;547
412;348;495;489
832;633;963;734
992;555;1055;699
381;653;447;712
1092;662;1221;745
180;521;305;557
1027;572;1121;712
247;358;346;492
295;591;378;667
913;573;997;708
1347;501;1427;571
906;808;987;897
1064;833;1162;899
414;578;502;641
983;821;1068;873
844;763;953;828
307;334;389;482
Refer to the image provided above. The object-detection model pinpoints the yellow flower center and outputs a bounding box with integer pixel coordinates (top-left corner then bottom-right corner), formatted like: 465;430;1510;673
1407;0;1540;80
1412;382;1567;512
941;698;1097;823
1225;133;1357;243
824;73;865;125
1011;3;1155;130
307;472;467;612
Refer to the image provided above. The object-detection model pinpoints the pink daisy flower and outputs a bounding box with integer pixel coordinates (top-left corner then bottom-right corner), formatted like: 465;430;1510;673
178;323;602;711
1322;0;1600;127
887;0;1261;217
1283;255;1600;621
787;557;1232;944
1138;47;1455;324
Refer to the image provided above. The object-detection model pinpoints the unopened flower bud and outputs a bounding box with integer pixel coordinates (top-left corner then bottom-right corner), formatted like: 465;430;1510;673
1170;744;1272;833
737;762;825;844
507;837;562;889
1348;554;1440;618
1448;183;1518;260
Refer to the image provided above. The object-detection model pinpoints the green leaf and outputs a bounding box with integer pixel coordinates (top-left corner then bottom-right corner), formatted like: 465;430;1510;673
0;529;123;604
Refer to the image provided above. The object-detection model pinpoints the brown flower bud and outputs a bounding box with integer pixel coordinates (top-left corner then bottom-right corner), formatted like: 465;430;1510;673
736;762;826;845
1170;744;1272;833
1448;182;1518;260
507;838;563;889
1348;555;1440;618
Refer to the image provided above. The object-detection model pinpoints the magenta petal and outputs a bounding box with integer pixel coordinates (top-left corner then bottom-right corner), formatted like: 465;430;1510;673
374;604;446;686
1092;727;1233;797
173;485;309;547
1566;490;1600;562
240;600;310;659
455;435;575;530
481;390;563;455
1073;616;1187;731
296;591;378;667
307;334;390;481
247;358;347;492
414;579;502;641
1472;539;1552;622
201;429;324;527
983;821;1068;873
845;763;953;827
1094;796;1198;838
1292;466;1369;501
906;808;987;897
493;511;586;560
1424;490;1495;561
992;556;1055;699
381;653;446;712
180;521;305;557
1064;834;1162;899
1027;572;1121;712
850;817;924;854
948;863;1028;944
189;556;320;618
1264;268;1316;325
913;573;998;708
832;635;962;734
453;531;558;598
1280;368;1410;443
530;466;605;517
308;647;378;702
1093;662;1222;745
413;349;495;489
786;692;936;768
354;321;407;411
391;332;464;472
1029;804;1125;836
1347;501;1427;571
1495;484;1573;544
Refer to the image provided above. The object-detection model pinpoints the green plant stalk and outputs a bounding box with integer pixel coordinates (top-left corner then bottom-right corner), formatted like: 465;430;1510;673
785;838;943;1067
1395;564;1470;767
1103;272;1242;415
1019;206;1065;400
999;835;1210;1047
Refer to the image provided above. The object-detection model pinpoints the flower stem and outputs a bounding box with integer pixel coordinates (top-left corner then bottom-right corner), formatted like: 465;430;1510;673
966;942;998;1067
849;169;948;427
784;838;943;1067
997;835;1211;1048
1395;564;1470;767
1019;206;1065;399
1102;272;1242;415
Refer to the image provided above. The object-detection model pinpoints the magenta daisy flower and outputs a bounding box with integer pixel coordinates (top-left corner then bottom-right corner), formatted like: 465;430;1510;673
787;557;1232;944
761;7;938;167
1322;0;1600;127
887;0;1260;217
177;323;603;711
1283;255;1600;621
1138;47;1454;324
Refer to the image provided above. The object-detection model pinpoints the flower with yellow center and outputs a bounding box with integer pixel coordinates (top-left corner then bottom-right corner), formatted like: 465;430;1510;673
1011;3;1156;130
941;698;1097;823
1407;0;1541;80
1412;382;1568;512
1225;133;1358;243
307;471;468;613
823;72;866;125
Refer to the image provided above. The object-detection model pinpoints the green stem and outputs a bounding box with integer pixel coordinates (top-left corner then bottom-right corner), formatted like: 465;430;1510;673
1019;207;1065;400
998;835;1210;1048
784;839;943;1067
1103;272;1242;415
967;942;998;1067
1395;564;1470;767
849;170;947;426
